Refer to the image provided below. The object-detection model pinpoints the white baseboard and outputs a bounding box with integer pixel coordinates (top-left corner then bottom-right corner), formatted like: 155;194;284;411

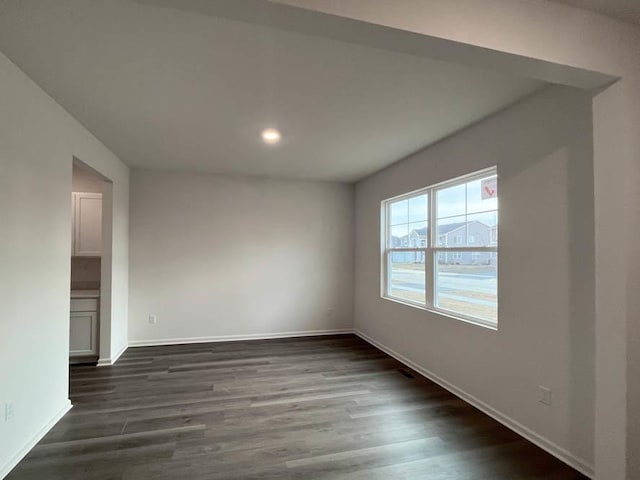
353;329;594;479
128;329;353;348
97;341;128;367
0;401;72;480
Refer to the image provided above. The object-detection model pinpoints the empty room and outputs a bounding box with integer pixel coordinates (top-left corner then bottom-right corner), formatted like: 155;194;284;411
1;1;639;479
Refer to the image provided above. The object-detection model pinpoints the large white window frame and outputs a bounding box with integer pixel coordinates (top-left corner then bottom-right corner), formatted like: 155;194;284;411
381;166;498;329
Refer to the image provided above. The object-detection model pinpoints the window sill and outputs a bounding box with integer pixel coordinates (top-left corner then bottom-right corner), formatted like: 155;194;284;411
381;295;498;331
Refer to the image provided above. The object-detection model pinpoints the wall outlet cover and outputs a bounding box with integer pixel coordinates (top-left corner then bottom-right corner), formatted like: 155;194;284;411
5;402;14;421
539;386;552;406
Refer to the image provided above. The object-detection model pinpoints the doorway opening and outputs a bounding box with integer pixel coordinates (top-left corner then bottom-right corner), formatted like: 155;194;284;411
69;158;113;366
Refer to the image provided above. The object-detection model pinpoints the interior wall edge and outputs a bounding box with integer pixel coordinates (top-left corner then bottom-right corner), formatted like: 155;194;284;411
96;342;129;367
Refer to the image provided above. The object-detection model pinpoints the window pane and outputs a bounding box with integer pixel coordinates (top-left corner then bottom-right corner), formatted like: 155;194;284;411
408;194;428;223
389;251;425;304
435;252;497;324
389;224;408;248
436;215;466;247
407;221;427;247
436;183;466;218
436;212;498;247
390;199;408;226
466;211;498;247
467;176;498;214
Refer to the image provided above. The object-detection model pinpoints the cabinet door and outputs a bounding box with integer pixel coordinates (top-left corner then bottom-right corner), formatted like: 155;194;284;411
69;311;98;356
73;193;102;256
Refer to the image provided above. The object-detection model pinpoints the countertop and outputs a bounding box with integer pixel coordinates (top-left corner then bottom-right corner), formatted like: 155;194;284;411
70;289;100;299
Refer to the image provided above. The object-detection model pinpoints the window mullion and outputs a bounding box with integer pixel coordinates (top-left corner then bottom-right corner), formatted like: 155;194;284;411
426;190;436;308
425;248;434;308
382;202;389;298
383;249;389;298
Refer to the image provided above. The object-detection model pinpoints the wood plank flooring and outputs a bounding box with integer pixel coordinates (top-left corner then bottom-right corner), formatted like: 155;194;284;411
7;335;587;479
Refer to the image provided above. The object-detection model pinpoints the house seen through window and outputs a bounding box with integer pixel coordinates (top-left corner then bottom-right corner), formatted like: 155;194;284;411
382;167;498;328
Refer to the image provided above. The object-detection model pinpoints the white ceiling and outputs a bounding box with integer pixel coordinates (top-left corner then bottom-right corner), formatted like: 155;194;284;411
0;0;546;182
550;0;640;25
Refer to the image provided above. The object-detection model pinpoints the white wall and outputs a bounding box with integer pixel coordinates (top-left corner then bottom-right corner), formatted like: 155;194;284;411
354;86;595;470
0;50;129;478
129;170;353;344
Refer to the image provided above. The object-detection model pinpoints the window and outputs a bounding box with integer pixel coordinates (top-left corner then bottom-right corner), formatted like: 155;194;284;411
382;167;498;328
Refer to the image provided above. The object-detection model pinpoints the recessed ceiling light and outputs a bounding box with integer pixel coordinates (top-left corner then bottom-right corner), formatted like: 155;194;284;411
261;128;281;144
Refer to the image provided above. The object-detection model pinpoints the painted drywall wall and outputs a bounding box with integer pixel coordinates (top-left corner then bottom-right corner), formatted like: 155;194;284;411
0;50;129;478
129;170;353;344
354;86;595;469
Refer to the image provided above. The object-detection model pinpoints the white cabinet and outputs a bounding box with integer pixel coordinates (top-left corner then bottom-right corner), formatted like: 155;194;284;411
72;192;102;257
70;312;98;356
70;297;99;359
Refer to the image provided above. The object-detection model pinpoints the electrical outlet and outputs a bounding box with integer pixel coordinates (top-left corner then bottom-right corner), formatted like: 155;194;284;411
148;314;157;325
5;402;14;421
539;386;552;406
327;308;334;317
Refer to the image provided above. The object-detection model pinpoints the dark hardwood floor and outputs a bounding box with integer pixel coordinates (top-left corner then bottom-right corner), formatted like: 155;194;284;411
8;335;586;479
